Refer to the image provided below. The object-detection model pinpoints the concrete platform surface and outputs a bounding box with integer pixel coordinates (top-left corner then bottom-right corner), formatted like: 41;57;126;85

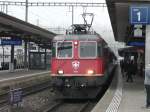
118;75;150;112
91;65;119;112
0;69;50;82
91;66;150;112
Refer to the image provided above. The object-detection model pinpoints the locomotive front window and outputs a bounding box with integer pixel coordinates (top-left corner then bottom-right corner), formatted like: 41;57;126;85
79;41;97;58
57;41;73;58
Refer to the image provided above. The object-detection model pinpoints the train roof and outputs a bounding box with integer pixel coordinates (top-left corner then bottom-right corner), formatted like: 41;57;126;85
53;34;105;42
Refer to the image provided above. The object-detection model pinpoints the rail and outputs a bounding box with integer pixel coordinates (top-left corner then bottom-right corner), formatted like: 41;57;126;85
77;102;90;112
44;101;91;112
43;102;63;112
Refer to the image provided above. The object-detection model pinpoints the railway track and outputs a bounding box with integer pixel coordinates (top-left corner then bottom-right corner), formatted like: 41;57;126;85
44;101;94;112
0;80;52;107
43;102;63;112
0;93;8;107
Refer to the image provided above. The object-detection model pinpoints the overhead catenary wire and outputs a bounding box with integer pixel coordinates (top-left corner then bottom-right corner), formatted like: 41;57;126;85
0;1;107;7
0;1;107;27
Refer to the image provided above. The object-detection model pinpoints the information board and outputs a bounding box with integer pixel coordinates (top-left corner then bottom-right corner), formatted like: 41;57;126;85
130;5;150;24
0;38;22;45
127;41;145;46
10;88;22;104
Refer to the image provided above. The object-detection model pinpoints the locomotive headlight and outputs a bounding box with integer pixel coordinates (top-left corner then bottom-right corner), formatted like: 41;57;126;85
74;41;78;45
87;70;94;75
58;70;64;74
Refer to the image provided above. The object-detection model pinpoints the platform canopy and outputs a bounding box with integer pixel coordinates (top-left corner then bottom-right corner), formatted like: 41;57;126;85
118;46;144;56
0;12;56;45
106;0;150;42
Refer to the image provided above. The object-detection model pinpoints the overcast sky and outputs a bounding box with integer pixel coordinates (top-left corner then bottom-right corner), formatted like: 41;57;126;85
0;0;117;45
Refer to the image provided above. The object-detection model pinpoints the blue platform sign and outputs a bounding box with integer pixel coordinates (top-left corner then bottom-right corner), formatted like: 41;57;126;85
127;41;145;46
10;88;22;104
130;6;149;24
0;38;22;45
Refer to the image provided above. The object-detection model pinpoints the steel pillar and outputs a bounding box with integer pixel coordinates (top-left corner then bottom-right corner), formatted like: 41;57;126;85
24;40;28;68
9;45;14;72
45;48;47;69
25;0;28;22
145;25;150;68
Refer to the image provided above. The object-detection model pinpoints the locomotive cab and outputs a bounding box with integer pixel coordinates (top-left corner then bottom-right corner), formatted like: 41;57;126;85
51;35;106;77
50;24;116;99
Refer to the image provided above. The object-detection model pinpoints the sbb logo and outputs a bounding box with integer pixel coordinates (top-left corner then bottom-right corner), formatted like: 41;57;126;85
72;61;80;70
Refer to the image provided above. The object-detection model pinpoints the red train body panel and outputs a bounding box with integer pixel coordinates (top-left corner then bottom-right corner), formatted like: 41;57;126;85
51;36;109;76
51;58;105;76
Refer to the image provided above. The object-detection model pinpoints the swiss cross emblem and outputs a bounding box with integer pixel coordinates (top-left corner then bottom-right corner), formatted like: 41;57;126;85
72;61;80;70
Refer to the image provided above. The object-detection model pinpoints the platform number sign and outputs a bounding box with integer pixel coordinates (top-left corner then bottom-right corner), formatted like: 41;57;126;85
130;6;149;24
137;11;141;21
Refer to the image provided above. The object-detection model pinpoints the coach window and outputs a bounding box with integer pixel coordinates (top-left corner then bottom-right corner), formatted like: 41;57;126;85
79;41;97;58
57;42;73;58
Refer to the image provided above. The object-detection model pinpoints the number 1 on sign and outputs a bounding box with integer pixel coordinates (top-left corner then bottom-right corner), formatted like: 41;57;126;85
137;11;141;21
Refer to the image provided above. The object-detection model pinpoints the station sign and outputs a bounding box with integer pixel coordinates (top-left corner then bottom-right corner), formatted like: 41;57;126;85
127;41;145;46
134;25;144;37
9;88;23;104
130;5;150;24
0;38;22;45
126;36;145;47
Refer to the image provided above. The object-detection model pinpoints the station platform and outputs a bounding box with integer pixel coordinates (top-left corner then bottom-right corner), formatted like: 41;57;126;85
92;65;150;112
118;74;149;112
0;69;50;83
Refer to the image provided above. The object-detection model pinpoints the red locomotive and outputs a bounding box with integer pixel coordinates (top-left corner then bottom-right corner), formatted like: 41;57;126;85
51;24;116;99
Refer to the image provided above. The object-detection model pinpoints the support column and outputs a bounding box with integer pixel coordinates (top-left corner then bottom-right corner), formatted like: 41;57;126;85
38;45;41;68
72;6;74;25
9;45;14;72
44;48;47;69
25;0;28;22
28;41;30;70
2;45;4;69
24;40;28;68
145;25;150;68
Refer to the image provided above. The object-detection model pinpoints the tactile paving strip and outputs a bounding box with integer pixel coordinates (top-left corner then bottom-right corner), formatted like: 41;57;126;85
105;68;123;112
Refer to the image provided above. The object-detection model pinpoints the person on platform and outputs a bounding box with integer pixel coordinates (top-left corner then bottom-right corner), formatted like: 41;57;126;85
132;61;137;76
120;60;124;74
139;62;144;77
126;60;133;82
123;60;128;77
145;64;150;108
131;60;137;75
